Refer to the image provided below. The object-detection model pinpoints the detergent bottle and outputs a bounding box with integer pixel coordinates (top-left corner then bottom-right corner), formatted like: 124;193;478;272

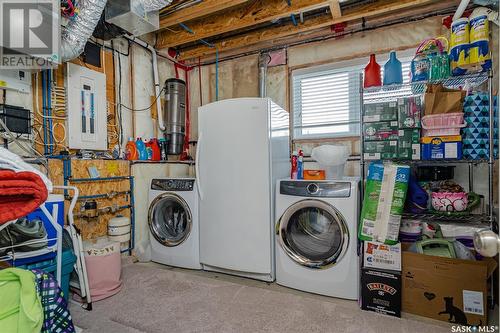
364;54;382;88
291;151;298;179
383;51;403;85
136;138;148;160
125;137;138;160
151;138;161;161
145;139;153;160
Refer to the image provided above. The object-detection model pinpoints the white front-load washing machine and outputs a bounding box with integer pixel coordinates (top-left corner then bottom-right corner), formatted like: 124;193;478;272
148;178;201;269
275;179;360;299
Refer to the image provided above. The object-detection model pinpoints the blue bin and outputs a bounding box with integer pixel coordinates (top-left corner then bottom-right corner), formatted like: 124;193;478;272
19;249;77;301
13;194;65;265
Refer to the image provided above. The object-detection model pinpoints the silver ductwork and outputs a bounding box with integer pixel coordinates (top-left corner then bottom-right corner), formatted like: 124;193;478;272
258;52;271;97
60;0;108;62
142;0;173;12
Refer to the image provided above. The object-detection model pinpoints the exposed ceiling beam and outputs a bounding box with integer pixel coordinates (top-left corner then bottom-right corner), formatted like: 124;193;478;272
329;1;341;19
156;0;333;49
159;0;249;28
178;0;445;60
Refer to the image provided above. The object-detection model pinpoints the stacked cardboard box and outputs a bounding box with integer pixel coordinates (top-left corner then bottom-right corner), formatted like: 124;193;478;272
363;97;421;160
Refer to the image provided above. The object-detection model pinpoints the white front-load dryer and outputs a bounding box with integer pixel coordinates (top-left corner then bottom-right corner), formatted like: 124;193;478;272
148;178;201;269
275;179;360;299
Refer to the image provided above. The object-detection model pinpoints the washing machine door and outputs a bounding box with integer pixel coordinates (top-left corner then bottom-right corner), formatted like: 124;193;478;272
148;193;192;247
278;199;349;269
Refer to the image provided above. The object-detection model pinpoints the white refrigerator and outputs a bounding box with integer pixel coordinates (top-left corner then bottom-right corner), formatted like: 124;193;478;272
196;98;289;281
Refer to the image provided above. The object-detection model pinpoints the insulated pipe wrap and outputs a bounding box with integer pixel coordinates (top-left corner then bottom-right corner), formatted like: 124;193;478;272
142;0;173;12
60;0;108;62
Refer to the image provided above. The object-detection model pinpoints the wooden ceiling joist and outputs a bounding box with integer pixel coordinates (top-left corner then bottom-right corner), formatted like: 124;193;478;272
156;0;333;49
159;0;249;28
178;0;443;60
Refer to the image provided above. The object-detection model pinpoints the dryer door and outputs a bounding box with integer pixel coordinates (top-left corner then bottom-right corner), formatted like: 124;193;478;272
148;193;192;247
278;199;349;269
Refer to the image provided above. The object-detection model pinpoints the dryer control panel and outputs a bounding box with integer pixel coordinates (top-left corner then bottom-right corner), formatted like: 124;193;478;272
151;179;195;191
280;180;351;198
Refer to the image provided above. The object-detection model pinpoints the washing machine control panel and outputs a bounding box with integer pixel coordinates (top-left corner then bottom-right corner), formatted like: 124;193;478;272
151;179;195;191
280;180;352;198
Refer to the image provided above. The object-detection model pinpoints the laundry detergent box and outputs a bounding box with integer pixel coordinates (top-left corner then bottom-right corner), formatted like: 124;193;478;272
363;241;402;271
364;101;398;123
397;129;421;160
363;141;398;160
363;121;399;141
421;136;463;160
361;267;401;318
398;96;422;129
402;252;497;325
358;162;410;245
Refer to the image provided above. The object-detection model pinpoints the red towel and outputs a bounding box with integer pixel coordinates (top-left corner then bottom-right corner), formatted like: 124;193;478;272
0;169;48;224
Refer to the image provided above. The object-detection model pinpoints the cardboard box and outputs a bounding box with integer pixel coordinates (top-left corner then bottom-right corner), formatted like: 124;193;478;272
363;121;399;141
364;101;398;123
421;136;463;160
398;129;421;160
398;97;422;129
363;141;398;160
361;267;402;318
402;252;497;325
364;241;402;271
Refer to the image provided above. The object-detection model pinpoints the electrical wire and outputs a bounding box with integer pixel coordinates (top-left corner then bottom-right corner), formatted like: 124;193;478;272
119;87;165;112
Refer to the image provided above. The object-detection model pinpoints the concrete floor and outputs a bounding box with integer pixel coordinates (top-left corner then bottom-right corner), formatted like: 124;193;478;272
69;259;459;333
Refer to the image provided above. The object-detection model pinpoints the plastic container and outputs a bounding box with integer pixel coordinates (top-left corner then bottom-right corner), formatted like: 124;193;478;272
290;151;298;179
107;215;131;251
450;18;470;76
303;170;326;180
421;113;466;136
136;138;148;160
125;137;138;160
19;249;77;301
12;194;65;265
469;9;491;71
383;51;403;85
364;54;381;88
145;139;153;160
297;150;304;180
411;54;430;82
150;138;161;161
311;145;349;179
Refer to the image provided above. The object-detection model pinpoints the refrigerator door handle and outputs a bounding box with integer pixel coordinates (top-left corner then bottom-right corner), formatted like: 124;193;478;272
196;131;204;200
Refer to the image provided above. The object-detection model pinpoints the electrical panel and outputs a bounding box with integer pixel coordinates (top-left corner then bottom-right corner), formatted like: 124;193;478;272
66;63;107;150
0;70;31;93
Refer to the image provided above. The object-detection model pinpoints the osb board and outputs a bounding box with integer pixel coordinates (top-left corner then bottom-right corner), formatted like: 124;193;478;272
48;158;131;240
32;50;118;154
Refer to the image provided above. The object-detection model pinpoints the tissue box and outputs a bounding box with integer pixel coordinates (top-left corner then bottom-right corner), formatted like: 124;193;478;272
358;162;410;245
364;141;398;160
363;121;399;141
398;97;422;129
364;101;398;122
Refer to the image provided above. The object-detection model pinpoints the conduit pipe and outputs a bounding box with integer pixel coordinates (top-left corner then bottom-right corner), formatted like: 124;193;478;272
452;0;470;21
258;52;271;97
124;35;166;131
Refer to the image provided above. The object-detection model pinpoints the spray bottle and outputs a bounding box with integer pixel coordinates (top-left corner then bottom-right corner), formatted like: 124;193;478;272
297;150;304;180
291;151;298;179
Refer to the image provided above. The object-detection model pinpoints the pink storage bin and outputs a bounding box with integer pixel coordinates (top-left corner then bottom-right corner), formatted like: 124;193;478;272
421;113;466;136
81;239;122;302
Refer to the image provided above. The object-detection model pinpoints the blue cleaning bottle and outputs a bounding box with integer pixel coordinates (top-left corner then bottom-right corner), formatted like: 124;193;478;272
136;137;148;160
384;51;403;85
297;150;304;180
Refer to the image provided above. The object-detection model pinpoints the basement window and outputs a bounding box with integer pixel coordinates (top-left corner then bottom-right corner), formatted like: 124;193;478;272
291;57;411;140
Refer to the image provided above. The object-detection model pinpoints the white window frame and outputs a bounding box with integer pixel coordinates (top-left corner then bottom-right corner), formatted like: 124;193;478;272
290;51;414;141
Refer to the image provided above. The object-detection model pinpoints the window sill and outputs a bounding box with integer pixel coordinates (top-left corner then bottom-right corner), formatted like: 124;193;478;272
293;136;360;143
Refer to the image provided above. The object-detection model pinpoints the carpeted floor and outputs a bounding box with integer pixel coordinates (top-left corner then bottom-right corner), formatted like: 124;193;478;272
70;260;452;333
